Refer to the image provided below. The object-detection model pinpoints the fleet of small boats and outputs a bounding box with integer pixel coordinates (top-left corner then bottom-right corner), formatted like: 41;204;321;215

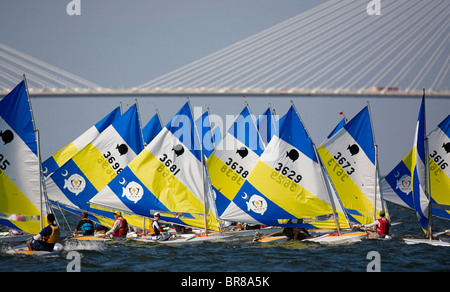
0;78;448;257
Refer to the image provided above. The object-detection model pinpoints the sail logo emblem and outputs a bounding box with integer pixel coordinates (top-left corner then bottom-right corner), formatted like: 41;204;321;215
122;181;144;204
396;174;412;195
63;173;86;196
243;193;268;215
0;129;14;145
443;142;450;154
236;147;249;159
172;144;185;157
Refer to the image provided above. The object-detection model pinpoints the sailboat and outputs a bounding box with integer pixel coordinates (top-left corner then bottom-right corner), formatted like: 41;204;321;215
207;103;266;220
42;106;121;178
225;102;364;244
45;103;146;236
315;104;388;242
403;91;450;246
89;101;234;244
0;77;63;255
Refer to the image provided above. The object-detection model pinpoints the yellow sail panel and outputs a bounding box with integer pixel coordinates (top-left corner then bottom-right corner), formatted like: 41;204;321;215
247;160;333;220
51;142;79;168
129;149;218;231
402;150;414;172
0;171;41;234
72;143;116;191
318;145;375;225
207;153;245;201
430;158;450;217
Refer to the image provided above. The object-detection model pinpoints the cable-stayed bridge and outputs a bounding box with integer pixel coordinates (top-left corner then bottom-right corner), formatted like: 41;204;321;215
1;0;449;98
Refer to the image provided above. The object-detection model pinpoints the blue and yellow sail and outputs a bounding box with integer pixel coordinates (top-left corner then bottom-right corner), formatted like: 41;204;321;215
42;106;121;177
411;96;431;235
317;105;384;225
0;80;43;234
427;115;450;221
382;113;450;222
220;104;348;229
381;150;414;210
90;102;219;231
206;104;265;218
45;104;143;214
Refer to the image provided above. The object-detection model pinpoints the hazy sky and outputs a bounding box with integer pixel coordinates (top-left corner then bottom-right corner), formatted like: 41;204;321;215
1;0;449;175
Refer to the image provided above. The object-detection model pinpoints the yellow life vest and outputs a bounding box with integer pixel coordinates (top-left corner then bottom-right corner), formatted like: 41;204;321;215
43;225;60;244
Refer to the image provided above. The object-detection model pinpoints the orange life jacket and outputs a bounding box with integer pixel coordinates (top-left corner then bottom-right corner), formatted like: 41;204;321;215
43;225;60;244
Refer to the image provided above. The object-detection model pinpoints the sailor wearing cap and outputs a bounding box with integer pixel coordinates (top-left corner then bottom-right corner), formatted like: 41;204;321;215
151;212;170;241
360;210;390;239
103;211;128;238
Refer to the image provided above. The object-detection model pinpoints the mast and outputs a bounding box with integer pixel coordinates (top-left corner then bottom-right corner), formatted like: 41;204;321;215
367;101;384;221
205;105;222;233
188;98;208;236
23;74;47;230
423;89;432;239
134;99;145;147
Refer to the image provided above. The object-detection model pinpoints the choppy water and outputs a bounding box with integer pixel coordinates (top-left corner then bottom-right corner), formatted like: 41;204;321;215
1;202;449;274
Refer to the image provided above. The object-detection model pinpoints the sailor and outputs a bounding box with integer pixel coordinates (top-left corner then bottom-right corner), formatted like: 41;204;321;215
150;212;170;241
72;211;95;236
103;211;128;238
282;227;310;240
27;213;60;251
361;210;390;238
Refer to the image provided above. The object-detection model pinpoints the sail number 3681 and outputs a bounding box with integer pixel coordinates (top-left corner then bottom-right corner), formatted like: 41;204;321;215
159;154;181;176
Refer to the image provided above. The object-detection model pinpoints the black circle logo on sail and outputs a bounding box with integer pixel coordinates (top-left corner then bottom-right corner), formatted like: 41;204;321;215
286;149;299;162
172;144;185;157
0;130;14;145
443;142;450;154
347;144;359;156
116;144;129;156
236;147;248;159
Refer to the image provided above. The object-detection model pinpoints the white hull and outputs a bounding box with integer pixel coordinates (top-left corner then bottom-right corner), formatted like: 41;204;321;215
223;227;283;238
134;233;236;245
305;232;367;245
404;238;450;247
7;243;64;256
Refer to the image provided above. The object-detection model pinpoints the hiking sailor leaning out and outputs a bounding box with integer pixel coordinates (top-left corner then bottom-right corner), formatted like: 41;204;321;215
102;211;128;239
151;212;170;241
27;213;60;251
